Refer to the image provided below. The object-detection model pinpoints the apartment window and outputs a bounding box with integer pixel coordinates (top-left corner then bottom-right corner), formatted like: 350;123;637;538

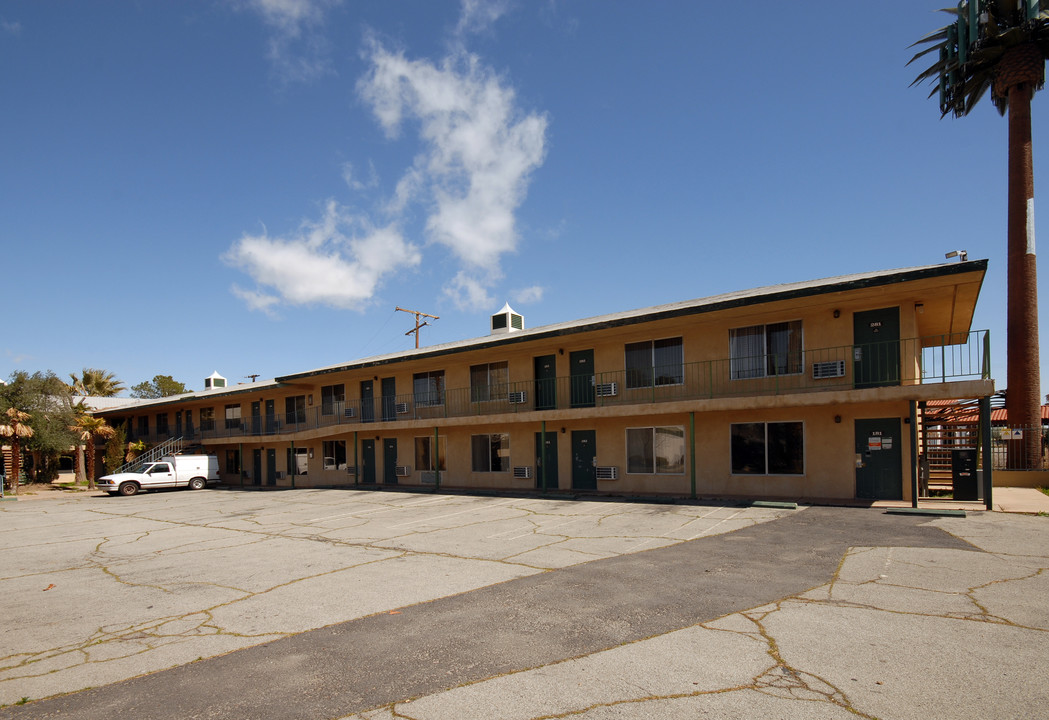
625;338;684;389
321;384;345;416
285;395;306;425
471;433;510;472
156;413;169;436
413;371;445;407
225;449;241;475
224;404;242;430
470;361;509;402
415;436;448;472
199;407;215;432
731;422;804;475
322;440;347;470
286;447;308;476
730;321;803;380
137;416;149;437
626;426;686;474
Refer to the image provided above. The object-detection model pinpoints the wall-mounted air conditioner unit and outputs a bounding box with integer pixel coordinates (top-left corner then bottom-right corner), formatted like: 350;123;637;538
346;465;357;475
596;466;618;480
395;465;411;477
395;402;410;414
595;382;618;397
421;471;437;485
812;360;846;379
275;471;285;480
508;391;528;404
513;466;532;479
344;407;356;418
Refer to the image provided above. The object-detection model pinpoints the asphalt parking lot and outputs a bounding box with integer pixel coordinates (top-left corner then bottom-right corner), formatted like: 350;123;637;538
1;488;1047;719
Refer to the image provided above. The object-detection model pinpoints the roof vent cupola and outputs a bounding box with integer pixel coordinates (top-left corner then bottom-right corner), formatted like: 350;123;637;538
491;303;524;335
204;371;227;390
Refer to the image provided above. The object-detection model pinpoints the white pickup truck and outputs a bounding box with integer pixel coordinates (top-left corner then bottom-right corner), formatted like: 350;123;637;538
98;455;219;496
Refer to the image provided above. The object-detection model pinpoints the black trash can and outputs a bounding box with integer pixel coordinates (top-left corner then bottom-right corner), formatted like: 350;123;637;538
952;449;978;501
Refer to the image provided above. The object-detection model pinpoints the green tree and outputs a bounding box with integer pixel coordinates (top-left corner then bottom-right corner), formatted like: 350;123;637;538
0;408;33;495
71;409;116;490
0;371;78;483
910;1;1048;467
130;375;189;399
69;368;125;397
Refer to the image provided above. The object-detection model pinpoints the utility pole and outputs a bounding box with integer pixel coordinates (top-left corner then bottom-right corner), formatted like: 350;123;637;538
396;306;439;349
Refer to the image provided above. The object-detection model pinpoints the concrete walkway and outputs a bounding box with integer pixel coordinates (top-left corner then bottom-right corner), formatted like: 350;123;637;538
1;490;1046;719
992;486;1049;513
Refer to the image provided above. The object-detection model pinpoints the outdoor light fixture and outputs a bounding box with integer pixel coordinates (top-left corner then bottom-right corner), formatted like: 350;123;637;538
833;309;840;318
916;303;925;314
945;250;968;262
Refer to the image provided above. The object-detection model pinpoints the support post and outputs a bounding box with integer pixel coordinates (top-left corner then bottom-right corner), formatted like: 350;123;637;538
689;412;696;500
434;427;441;492
980;395;994;511
909;401;919;508
354;431;359;486
541;420;547;494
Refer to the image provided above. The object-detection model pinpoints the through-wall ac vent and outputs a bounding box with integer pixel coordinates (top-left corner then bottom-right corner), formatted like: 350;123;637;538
812;360;846;379
595;382;618;397
275;471;285;480
508;391;528;404
344;407;356;418
395;465;411;477
596;466;618;480
395;402;410;414
346;465;357;475
421;471;437;485
513;466;532;479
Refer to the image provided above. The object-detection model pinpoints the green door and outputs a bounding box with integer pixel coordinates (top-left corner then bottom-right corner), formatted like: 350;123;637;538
535;432;558;491
361;439;376;484
381;377;396;421
360;381;375;423
265;400;276;434
571;430;597;490
251;402;261;435
253;449;262;487
266;448;277;486
855;418;903;500
383;438;398;485
853;307;900;389
570;350;595;408
534;354;557;410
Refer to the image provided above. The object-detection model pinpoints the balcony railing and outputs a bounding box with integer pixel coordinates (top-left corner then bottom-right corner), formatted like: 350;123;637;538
177;330;988;440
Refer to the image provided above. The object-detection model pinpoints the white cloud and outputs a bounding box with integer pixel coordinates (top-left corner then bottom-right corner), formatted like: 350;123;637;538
358;39;547;303
444;271;496;311
1;18;22;36
235;0;340;83
456;0;511;37
512;285;544;304
341;161;378;191
224;201;421;311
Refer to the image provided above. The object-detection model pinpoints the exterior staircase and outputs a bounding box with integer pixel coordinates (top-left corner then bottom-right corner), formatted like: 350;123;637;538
113;437;185;474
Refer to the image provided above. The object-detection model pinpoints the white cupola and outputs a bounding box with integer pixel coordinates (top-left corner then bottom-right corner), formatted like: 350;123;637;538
204;371;227;390
490;302;524;335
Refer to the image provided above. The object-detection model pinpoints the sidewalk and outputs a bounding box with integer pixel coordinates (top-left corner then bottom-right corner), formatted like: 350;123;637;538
992;486;1049;513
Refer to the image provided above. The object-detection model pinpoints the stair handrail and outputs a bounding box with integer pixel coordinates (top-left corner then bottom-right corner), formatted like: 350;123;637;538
111;437;185;475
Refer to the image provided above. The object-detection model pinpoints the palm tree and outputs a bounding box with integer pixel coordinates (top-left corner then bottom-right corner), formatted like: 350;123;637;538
71;414;116;490
0;408;34;496
69;368;125;398
910;1;1048;468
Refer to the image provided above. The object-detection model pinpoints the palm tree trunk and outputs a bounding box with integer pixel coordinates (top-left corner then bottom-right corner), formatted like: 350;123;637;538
1006;82;1043;468
10;439;20;496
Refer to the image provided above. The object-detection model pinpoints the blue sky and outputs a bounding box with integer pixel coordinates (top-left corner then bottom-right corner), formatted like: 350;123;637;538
1;1;1045;397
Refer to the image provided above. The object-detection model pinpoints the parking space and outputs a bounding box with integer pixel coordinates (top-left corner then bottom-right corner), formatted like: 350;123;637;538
0;489;791;706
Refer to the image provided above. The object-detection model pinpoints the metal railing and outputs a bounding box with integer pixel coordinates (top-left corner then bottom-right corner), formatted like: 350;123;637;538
991;424;1047;471
176;330;990;440
111;436;185;474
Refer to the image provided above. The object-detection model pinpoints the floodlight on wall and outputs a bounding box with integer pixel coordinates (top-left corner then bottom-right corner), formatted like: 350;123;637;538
945;250;968;262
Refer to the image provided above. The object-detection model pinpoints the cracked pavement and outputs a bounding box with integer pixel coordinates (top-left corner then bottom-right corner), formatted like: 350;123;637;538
1;490;1046;719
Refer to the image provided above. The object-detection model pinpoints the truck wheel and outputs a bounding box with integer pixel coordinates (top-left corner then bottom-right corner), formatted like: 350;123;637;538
118;482;139;497
188;477;206;491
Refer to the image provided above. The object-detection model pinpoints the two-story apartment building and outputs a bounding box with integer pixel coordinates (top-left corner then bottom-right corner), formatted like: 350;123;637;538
96;260;994;504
